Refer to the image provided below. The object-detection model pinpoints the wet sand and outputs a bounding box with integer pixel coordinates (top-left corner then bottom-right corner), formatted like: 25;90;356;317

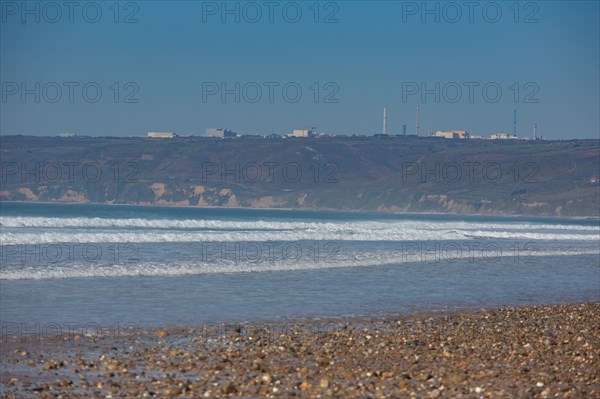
1;303;599;398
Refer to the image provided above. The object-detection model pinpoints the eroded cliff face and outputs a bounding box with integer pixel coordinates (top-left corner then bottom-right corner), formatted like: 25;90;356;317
1;136;599;217
0;183;594;218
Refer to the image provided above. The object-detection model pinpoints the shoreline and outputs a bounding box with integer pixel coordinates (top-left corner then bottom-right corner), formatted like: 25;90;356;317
2;302;598;398
1;299;592;333
2;200;599;221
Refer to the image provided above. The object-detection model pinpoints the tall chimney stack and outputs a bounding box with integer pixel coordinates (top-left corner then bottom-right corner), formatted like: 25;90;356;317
416;105;420;136
383;107;387;134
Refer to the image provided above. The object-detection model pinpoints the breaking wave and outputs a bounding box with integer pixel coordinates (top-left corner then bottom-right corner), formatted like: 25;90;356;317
2;216;598;231
2;248;598;280
1;216;597;245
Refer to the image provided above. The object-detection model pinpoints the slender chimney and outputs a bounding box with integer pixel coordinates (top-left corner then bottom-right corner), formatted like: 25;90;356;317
383;107;387;134
416;105;420;136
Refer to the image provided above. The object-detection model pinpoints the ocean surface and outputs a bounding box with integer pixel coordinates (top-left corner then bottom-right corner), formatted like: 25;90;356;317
1;202;599;327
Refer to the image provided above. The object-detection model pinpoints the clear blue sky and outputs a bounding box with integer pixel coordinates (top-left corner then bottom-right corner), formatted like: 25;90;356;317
1;0;599;139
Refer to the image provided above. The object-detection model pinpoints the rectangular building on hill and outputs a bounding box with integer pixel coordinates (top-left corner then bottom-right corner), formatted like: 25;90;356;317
206;128;237;138
148;132;175;139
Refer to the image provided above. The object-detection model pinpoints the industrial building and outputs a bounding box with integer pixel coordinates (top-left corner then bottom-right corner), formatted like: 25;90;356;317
375;106;537;141
435;130;469;139
289;127;317;138
148;132;175;139
490;133;518;140
206;128;237;138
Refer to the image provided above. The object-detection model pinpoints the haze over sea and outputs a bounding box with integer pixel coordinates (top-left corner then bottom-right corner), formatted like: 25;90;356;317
1;202;598;327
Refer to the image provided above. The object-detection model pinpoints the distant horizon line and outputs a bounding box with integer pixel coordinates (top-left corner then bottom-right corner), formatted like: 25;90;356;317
1;133;598;141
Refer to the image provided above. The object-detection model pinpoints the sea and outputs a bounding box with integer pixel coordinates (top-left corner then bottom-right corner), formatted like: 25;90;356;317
1;202;599;328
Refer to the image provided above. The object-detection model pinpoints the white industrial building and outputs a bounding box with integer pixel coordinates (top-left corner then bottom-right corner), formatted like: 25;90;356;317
435;130;469;139
147;132;175;139
490;133;518;140
288;127;317;138
206;128;237;138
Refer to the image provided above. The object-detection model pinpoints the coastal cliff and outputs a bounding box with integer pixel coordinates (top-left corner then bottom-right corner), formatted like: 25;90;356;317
1;135;598;217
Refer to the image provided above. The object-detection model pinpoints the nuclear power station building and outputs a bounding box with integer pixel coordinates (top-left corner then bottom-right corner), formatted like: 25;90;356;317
206;128;237;138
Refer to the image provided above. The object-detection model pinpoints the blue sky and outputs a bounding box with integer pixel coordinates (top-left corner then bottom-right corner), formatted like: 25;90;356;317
1;0;599;139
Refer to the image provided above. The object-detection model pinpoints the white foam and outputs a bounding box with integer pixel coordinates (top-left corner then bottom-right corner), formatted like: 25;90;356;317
0;229;464;244
1;217;598;245
1;248;598;280
2;215;598;279
1;216;598;231
2;228;598;245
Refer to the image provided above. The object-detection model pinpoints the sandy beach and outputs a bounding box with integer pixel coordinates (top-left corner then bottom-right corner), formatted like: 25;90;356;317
1;302;598;398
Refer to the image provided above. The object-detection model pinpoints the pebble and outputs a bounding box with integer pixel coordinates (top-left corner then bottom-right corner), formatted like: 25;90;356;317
221;381;236;394
1;303;598;399
260;373;272;384
429;388;441;398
